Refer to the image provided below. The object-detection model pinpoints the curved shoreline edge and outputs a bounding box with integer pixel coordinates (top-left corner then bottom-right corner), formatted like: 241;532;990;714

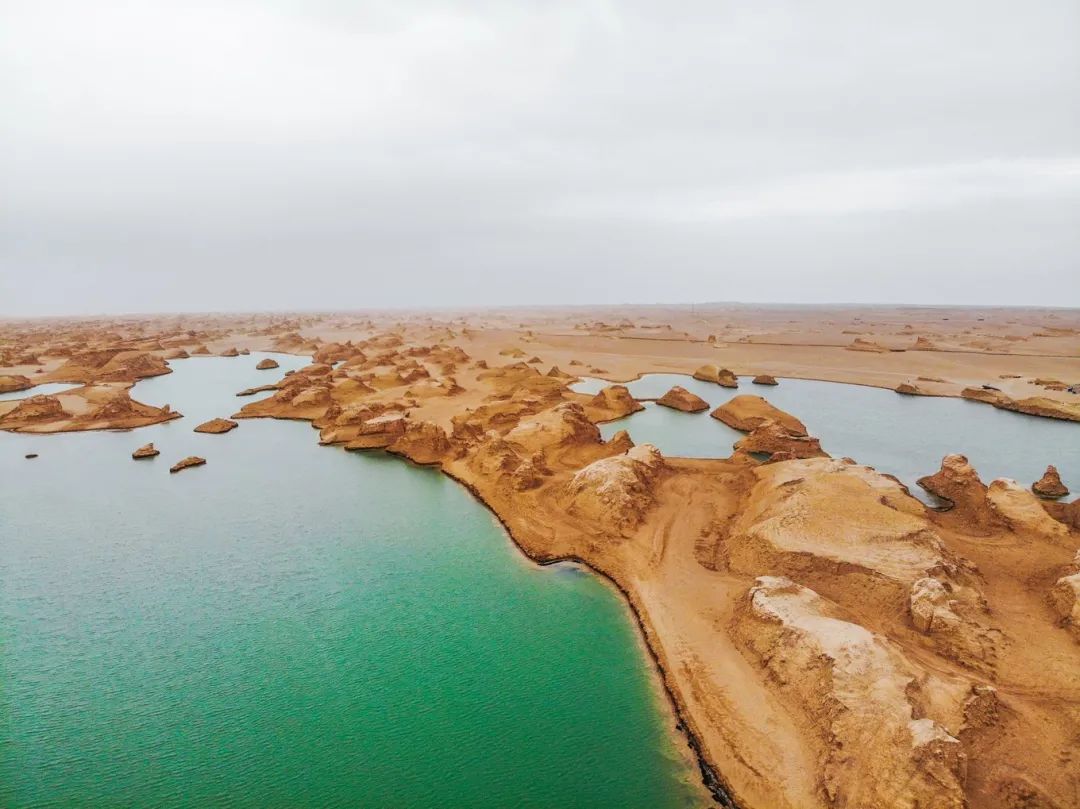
439;465;740;809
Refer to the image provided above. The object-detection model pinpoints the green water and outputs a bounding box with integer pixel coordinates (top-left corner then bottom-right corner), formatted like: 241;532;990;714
1;356;706;809
574;374;1080;499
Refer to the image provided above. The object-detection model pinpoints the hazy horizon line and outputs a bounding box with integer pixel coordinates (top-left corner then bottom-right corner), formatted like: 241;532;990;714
4;299;1079;322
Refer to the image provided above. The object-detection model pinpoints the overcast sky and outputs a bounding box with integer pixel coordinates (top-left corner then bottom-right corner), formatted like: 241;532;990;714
2;0;1078;316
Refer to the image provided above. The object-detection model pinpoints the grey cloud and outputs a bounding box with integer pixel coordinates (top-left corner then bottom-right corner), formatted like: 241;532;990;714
2;0;1078;314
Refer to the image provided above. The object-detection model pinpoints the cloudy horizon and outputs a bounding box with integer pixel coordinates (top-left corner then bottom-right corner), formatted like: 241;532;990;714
2;0;1078;316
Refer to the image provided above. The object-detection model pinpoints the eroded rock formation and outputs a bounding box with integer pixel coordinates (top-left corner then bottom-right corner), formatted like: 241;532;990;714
656;385;709;412
194;418;238;434
170;456;206;473
693;364;738;387
710;394;807;434
1033;465;1069;498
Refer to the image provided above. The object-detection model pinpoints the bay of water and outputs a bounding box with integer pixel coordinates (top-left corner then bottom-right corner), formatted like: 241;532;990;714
1;355;705;809
0;383;80;401
573;374;1079;498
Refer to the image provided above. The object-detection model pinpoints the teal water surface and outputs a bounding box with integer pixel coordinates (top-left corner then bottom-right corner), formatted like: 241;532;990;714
1;355;706;809
573;374;1080;498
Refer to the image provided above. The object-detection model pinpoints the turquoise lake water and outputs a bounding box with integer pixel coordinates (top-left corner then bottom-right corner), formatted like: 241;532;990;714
573;374;1079;499
1;355;706;809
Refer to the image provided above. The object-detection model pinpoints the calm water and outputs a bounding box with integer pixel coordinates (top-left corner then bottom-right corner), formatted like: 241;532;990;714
0;383;80;401
1;355;705;809
573;374;1080;497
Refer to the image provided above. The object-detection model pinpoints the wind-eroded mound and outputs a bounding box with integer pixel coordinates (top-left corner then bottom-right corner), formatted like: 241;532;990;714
919;455;1075;542
734;576;967;809
583;385;644;422
563;444;666;536
48;350;170;384
720;458;1001;671
656;385;709;412
387;420;452;465
1;394;67;423
962;388;1080;422
917;454;1000;529
0;374;32;393
0;388;179;433
693;364;738;387
194;418;238;434
846;337;890;352
504;402;601;458
1033;465;1069;499
710;394;807;434
734;420;826;459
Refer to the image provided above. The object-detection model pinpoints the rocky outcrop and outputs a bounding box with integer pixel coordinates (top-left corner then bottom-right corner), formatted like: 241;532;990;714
256;358;280;370
0;394;66;424
846;337;890;352
387;420;452;465
961;386;1008;405
504;402;602;457
735;420;826;458
751;374;778;385
563;444;666;536
723;460;967;606
717;459;1000;675
710;395;807;434
1044;496;1080;530
1033;465;1069;498
313;342;361;364
986;479;1072;542
656;385;709;412
344;412;408;450
734;577;967;809
132;443;159;459
895;382;922;395
194;418;238;434
546;365;574;380
48;349;171;384
692;364;738;387
1049;572;1080;640
917;455;1000;529
583;385;644;422
1004;396;1080;422
0;374;32;393
908;576;1000;670
236;384;278;397
170;456;206;473
220;347;240;357
962;388;1080;423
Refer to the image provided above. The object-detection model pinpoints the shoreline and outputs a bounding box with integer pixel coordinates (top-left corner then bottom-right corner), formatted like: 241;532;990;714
442;465;739;808
380;441;731;804
3;309;1078;808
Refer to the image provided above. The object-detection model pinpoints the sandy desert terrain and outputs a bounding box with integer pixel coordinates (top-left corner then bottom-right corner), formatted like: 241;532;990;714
3;304;1079;809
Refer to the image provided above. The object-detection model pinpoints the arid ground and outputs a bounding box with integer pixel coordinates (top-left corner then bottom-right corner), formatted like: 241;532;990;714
3;304;1079;809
